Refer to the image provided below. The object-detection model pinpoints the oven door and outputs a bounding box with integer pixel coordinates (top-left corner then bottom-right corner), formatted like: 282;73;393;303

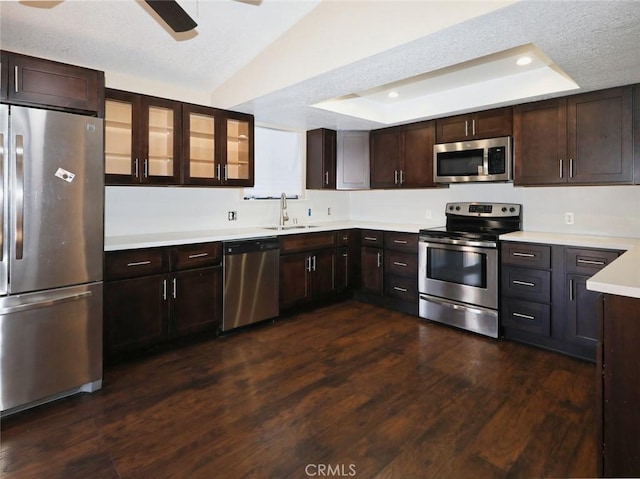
418;240;498;309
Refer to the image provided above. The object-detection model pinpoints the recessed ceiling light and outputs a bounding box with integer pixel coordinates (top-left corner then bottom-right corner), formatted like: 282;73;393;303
388;91;400;98
517;56;533;66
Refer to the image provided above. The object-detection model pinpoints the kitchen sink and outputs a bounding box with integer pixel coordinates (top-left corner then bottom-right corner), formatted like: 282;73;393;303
262;225;319;230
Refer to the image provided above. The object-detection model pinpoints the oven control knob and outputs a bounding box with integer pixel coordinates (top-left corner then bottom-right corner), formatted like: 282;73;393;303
455;205;461;211
449;205;454;211
501;207;507;212
509;207;516;212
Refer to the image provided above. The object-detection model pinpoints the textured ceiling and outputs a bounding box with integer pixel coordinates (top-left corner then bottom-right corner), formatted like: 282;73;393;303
1;0;639;131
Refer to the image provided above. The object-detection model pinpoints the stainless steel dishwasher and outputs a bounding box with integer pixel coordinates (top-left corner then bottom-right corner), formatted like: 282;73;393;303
222;237;280;331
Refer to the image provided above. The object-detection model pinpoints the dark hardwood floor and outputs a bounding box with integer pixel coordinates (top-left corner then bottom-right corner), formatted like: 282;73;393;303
1;300;597;478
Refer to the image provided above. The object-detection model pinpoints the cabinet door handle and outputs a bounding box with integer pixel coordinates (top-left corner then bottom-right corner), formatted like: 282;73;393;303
472;119;476;136
393;286;408;293
216;164;221;180
393;239;408;245
393;261;408;267
559;159;564;179
127;260;151;267
312;255;317;272
172;278;177;299
306;256;312;272
325;171;329;185
223;164;228;181
399;170;404;185
512;280;535;287
513;252;535;258
14;66;19;93
134;158;139;178
577;258;605;266
513;312;535;320
569;278;574;301
163;279;167;301
377;252;382;268
188;252;208;259
394;170;399;185
364;236;378;242
569;158;574;178
143;158;149;178
465;120;468;137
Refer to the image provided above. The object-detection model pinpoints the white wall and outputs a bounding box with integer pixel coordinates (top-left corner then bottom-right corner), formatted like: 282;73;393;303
106;182;640;239
104;187;349;236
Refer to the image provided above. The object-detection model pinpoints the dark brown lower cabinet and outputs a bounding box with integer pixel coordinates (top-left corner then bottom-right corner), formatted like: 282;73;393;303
279;249;336;309
104;243;222;360
599;294;640;477
104;274;169;354
360;246;383;295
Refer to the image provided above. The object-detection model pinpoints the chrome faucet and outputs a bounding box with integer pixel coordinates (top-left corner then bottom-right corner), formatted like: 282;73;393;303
279;192;289;227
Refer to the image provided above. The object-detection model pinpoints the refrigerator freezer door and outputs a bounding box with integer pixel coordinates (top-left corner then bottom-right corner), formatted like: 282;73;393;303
0;282;103;414
9;107;104;294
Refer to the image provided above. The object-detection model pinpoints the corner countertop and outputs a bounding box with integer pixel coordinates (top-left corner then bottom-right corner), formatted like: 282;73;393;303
500;231;640;299
104;221;428;251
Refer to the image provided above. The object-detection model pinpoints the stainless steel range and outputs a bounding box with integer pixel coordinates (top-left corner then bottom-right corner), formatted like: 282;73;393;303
418;202;522;338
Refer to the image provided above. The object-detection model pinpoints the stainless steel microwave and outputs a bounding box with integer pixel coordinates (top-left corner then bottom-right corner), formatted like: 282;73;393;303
433;136;512;183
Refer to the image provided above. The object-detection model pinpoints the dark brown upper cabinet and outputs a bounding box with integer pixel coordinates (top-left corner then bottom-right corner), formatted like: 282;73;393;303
1;50;104;116
220;110;254;187
306;128;336;189
514;86;634;186
182;103;221;186
370;120;436;189
435;107;512;143
105;89;182;185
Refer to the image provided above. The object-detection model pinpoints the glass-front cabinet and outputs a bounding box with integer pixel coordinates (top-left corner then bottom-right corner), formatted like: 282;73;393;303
105;89;180;185
222;112;254;186
105;89;253;187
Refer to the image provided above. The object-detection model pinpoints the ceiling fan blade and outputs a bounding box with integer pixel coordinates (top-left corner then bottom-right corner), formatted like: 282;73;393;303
144;0;197;33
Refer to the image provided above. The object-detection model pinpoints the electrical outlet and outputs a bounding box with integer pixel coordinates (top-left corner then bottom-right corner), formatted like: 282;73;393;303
425;209;432;220
228;211;237;221
565;212;574;225
327;207;331;216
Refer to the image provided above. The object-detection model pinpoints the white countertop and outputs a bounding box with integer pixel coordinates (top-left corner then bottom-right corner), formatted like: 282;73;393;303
500;231;640;299
104;221;426;251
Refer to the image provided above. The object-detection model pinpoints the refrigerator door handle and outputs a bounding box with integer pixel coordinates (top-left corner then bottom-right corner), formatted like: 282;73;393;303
15;134;25;260
0;290;92;315
0;132;4;261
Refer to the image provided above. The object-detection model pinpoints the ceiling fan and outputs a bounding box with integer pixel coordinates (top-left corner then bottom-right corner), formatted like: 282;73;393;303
144;0;197;33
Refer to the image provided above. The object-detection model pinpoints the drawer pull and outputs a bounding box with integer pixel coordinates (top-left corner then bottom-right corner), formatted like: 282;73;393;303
393;261;408;267
188;252;209;259
127;260;152;267
364;236;378;241
512;280;536;287
393;286;408;293
393;239;408;245
577;258;605;266
513;252;535;258
512;312;535;321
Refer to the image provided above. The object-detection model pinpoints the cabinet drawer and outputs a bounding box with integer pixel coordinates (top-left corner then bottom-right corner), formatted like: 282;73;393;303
170;242;222;271
385;251;417;277
337;229;353;246
105;248;169;281
502;242;551;269
360;229;383;247
502;266;551;303
566;247;620;275
384;231;418;252
279;231;336;254
385;275;417;302
502;298;551;336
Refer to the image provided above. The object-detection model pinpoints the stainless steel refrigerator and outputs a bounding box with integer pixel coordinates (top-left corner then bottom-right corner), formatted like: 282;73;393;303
0;104;104;415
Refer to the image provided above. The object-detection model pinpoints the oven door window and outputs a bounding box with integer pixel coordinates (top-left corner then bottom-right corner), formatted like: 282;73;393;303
427;247;487;288
437;149;484;177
